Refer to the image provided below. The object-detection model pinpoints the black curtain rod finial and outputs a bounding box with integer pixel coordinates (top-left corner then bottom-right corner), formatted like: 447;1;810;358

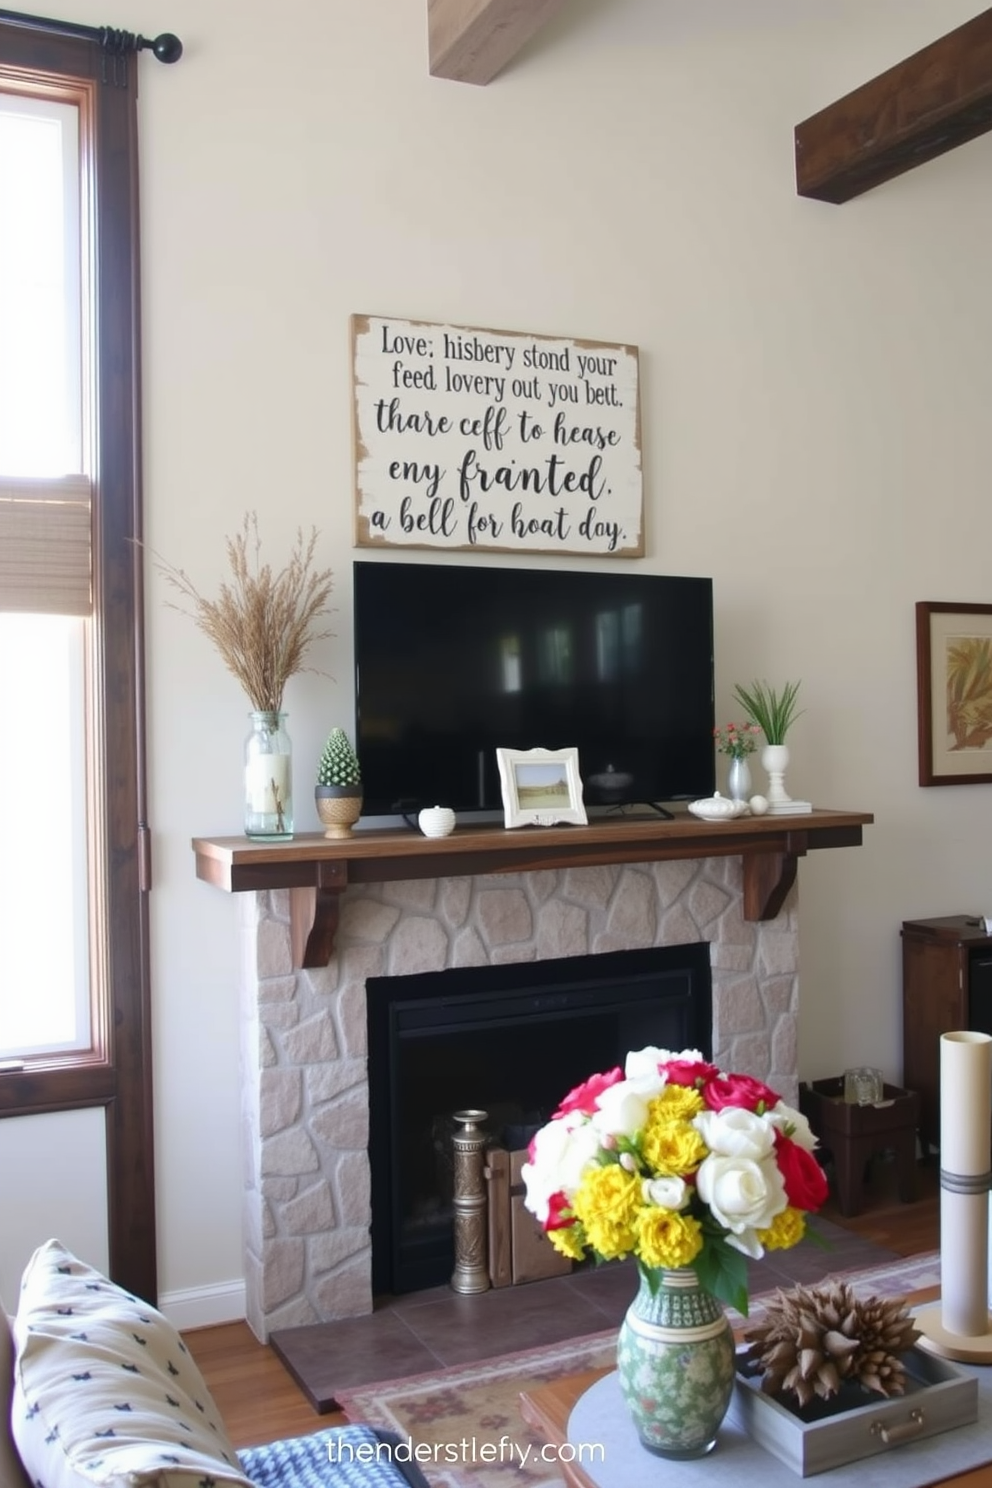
138;30;182;62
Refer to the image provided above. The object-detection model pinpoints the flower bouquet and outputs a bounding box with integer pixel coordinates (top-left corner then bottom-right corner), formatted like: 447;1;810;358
713;721;761;761
521;1046;829;1314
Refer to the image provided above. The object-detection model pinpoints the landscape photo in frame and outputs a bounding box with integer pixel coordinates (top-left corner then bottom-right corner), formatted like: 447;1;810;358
496;746;587;828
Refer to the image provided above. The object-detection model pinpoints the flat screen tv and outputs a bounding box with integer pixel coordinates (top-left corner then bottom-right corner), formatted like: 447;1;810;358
353;560;715;817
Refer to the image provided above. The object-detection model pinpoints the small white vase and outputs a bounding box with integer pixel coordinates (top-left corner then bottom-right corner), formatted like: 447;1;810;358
726;757;752;803
760;743;791;809
418;805;456;838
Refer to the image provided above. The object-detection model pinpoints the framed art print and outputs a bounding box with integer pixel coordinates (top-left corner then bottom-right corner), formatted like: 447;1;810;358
916;601;992;785
496;746;587;828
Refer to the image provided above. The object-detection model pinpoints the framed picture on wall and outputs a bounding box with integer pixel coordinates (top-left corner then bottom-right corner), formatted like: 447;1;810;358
916;601;992;785
496;747;587;828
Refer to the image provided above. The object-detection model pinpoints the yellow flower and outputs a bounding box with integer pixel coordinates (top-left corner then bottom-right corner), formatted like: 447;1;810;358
635;1207;704;1269
573;1164;641;1259
653;1085;705;1120
641;1107;708;1176
758;1206;806;1251
548;1225;587;1261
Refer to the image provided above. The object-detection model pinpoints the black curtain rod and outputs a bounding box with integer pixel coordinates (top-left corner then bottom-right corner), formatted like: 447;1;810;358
0;7;181;61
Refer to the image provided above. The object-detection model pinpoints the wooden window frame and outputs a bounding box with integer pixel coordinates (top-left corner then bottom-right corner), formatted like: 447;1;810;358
0;22;154;1303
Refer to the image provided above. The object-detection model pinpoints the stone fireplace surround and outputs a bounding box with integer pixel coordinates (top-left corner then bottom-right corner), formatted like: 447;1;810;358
238;855;799;1343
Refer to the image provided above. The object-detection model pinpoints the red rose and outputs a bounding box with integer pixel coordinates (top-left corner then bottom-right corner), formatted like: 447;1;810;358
660;1057;720;1089
554;1067;623;1118
703;1073;781;1113
774;1131;829;1211
545;1190;575;1231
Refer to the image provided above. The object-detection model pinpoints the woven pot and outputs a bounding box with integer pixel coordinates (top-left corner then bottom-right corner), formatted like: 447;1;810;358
314;784;363;839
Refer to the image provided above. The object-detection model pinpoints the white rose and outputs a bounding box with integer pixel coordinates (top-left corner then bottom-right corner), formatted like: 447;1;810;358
694;1106;776;1161
521;1116;601;1222
671;1047;708;1065
624;1045;708;1088
695;1152;786;1237
766;1101;818;1151
622;1048;669;1100
643;1175;688;1210
591;1080;650;1140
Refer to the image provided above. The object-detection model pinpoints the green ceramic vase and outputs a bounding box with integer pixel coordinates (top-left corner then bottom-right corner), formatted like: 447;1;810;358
616;1265;736;1458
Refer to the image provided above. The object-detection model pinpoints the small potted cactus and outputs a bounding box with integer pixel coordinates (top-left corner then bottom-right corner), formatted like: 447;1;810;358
315;727;363;838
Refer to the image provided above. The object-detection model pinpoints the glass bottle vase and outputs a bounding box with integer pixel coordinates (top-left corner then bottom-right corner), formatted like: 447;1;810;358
616;1266;736;1458
244;711;293;839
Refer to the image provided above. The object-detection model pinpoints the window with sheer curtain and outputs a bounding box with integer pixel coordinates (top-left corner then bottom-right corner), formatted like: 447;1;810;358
0;20;155;1302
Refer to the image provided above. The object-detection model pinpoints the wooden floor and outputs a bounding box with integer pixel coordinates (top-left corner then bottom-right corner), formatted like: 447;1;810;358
185;1159;940;1452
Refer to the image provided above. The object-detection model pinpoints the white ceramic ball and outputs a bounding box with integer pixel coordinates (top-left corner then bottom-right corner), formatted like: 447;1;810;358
418;805;456;838
749;794;769;816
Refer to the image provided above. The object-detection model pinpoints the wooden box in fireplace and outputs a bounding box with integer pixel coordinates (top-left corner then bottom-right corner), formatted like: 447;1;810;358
485;1146;573;1288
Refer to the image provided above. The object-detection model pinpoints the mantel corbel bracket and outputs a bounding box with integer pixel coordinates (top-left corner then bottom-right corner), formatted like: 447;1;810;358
290;862;349;968
742;833;808;922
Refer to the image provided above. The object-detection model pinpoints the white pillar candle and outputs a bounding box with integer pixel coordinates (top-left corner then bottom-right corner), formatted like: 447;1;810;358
246;753;290;815
940;1031;992;1339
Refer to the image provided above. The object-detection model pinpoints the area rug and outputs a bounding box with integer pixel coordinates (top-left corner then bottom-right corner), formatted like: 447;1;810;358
336;1251;942;1488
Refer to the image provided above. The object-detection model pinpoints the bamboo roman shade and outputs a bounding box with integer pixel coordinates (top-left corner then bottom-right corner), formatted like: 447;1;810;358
0;474;92;615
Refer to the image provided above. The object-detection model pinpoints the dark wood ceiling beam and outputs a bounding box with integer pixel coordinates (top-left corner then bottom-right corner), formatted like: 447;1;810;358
796;7;992;203
428;0;567;85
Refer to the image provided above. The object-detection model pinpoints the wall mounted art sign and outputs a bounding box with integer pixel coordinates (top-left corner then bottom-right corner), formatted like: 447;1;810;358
916;600;992;785
351;314;643;557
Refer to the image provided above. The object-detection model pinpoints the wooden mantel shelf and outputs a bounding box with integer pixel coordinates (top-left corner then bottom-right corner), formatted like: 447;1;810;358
193;806;872;969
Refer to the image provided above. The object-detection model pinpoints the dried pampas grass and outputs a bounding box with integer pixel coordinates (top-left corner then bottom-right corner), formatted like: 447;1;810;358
151;513;335;712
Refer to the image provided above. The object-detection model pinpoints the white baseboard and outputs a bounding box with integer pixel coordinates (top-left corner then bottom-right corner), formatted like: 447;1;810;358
159;1278;246;1332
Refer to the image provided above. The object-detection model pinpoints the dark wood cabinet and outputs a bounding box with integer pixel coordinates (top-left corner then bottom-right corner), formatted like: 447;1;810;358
901;914;992;1153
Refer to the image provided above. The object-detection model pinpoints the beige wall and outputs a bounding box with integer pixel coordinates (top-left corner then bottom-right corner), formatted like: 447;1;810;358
7;0;991;1316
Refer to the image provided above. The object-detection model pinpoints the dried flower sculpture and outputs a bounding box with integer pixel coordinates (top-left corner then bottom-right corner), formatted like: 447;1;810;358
151;513;334;712
742;1280;921;1407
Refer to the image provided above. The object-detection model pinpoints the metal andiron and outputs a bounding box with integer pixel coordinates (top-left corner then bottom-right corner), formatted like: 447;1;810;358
450;1108;490;1294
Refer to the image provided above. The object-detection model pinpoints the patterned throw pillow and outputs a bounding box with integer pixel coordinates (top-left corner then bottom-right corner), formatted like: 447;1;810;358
11;1239;253;1488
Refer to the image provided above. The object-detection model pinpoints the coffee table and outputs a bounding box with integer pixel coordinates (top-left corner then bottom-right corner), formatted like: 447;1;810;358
519;1286;992;1488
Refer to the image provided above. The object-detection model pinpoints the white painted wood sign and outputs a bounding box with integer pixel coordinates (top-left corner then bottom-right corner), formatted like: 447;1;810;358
352;314;643;557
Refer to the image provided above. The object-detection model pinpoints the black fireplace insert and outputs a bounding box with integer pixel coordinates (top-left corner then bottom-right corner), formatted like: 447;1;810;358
367;942;712;1295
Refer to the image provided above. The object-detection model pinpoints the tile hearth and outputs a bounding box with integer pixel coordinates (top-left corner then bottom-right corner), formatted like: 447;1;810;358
269;1216;898;1413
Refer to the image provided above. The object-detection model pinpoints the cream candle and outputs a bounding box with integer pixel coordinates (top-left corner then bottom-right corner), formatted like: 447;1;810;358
917;1029;992;1361
939;1032;992;1338
246;753;290;816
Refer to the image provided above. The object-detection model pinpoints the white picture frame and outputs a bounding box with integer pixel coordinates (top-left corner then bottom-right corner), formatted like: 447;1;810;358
496;747;587;829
